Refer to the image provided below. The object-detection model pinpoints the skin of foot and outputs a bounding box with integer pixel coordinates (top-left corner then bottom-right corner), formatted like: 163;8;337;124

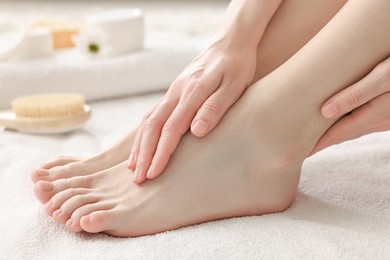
30;129;137;183
34;83;309;237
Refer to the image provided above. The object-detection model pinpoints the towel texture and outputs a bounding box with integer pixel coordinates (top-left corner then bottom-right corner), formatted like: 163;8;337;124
0;93;389;259
0;47;197;109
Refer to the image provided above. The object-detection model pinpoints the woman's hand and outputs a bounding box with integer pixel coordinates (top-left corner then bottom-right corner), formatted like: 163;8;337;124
128;40;258;183
312;56;390;154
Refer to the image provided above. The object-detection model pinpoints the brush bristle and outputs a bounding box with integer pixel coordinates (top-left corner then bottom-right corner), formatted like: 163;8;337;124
12;93;85;117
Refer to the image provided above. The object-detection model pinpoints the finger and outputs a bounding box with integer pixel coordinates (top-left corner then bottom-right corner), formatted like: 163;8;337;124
130;80;183;173
133;99;179;183
127;122;144;171
321;67;388;119
191;78;244;137
145;104;194;180
311;113;364;154
135;73;224;182
128;99;166;170
313;92;390;154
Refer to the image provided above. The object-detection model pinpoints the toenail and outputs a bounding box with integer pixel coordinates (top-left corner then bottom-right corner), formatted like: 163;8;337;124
40;182;54;192
37;169;49;176
66;219;73;226
46;200;53;209
146;165;154;178
53;209;62;216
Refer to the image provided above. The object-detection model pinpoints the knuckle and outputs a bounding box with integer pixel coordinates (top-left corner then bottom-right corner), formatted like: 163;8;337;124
162;120;176;132
162;119;185;136
168;79;184;94
144;117;163;132
182;80;204;100
373;60;390;89
202;99;222;115
143;110;152;121
159;98;176;109
346;89;363;108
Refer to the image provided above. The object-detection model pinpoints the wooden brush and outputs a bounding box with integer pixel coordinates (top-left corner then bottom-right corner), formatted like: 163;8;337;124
0;93;91;134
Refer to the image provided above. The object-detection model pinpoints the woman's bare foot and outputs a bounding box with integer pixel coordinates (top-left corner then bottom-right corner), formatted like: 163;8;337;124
33;81;323;237
31;130;136;183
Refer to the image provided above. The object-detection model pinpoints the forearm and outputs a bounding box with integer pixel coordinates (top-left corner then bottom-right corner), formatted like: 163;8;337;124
210;0;283;49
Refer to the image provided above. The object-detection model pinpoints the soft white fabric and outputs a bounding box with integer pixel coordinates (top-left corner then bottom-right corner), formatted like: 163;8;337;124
0;93;389;259
0;46;197;109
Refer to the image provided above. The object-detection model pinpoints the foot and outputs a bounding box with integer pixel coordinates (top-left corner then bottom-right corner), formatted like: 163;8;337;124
31;130;136;183
34;82;316;237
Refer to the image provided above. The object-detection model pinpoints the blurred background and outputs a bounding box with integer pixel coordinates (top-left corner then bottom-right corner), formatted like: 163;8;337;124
0;0;229;108
0;0;228;49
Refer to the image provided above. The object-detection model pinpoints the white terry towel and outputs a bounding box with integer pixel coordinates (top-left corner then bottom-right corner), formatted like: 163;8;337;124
0;46;197;109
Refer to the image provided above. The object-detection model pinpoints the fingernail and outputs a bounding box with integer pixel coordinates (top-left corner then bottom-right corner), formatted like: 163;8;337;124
39;182;53;192
192;119;209;136
66;219;73;226
322;103;339;118
146;165;154;179
127;153;134;169
134;167;140;181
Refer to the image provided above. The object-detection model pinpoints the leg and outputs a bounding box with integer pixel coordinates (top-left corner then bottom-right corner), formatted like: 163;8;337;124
31;0;348;183
34;0;390;236
253;0;348;80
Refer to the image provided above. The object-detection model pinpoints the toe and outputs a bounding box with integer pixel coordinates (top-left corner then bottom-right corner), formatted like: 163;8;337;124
31;168;50;183
32;157;83;183
47;162;85;182
44;188;90;216
41;156;82;170
34;175;94;204
66;203;114;233
52;194;100;224
31;162;84;184
80;210;116;234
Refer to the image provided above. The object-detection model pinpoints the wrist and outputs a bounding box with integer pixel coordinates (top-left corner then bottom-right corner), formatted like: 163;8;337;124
208;0;283;52
209;25;259;51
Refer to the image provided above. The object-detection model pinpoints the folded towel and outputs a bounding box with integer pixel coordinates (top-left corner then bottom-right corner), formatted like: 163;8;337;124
0;46;198;109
